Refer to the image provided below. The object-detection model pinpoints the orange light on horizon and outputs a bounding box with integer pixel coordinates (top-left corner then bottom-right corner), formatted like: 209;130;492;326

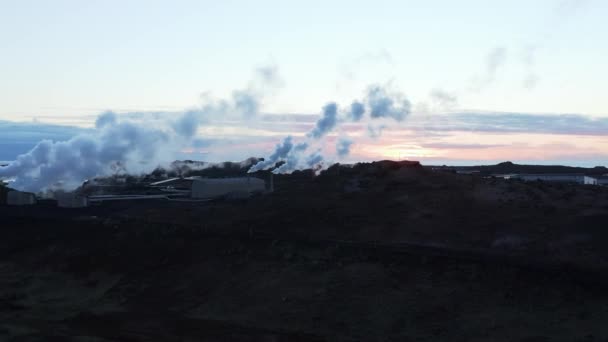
374;145;441;160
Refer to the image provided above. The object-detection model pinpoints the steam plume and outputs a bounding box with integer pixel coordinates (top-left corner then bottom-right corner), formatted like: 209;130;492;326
366;85;411;121
336;137;353;158
348;101;366;122
0;113;174;191
305;151;324;169
249;84;412;174
0;66;280;192
248;136;296;173
309;103;339;139
367;124;386;139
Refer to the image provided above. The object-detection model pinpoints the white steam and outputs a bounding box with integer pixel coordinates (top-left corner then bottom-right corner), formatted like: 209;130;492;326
0;66;281;192
248;84;412;174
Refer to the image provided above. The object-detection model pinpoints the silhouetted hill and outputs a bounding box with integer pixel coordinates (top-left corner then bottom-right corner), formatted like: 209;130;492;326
2;158;608;341
0;182;9;204
435;161;608;176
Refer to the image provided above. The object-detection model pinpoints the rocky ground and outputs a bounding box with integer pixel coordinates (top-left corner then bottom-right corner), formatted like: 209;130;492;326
2;161;608;341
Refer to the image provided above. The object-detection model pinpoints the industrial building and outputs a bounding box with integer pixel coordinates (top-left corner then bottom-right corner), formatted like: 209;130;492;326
149;177;200;189
191;177;266;199
7;191;37;206
55;192;89;208
597;176;608;186
49;176;268;206
515;174;598;185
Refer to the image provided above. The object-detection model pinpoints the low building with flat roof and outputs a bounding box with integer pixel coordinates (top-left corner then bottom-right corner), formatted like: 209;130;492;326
515;174;597;185
56;192;89;208
7;191;36;206
191;177;266;199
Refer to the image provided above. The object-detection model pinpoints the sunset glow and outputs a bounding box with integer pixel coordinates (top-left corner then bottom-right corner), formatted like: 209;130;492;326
1;0;607;168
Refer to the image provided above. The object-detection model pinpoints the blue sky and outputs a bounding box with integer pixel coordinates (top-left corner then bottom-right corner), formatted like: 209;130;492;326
0;0;607;168
1;0;606;117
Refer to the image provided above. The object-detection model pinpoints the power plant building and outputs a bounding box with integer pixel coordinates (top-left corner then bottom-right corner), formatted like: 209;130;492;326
515;174;597;185
191;177;265;199
56;192;89;208
7;191;36;206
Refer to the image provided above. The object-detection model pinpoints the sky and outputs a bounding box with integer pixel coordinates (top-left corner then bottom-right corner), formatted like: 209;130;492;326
1;0;607;167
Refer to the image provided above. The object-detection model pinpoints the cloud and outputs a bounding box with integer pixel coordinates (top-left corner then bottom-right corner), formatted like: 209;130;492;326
4;110;606;165
429;89;458;110
486;47;507;81
519;44;541;89
339;49;394;80
0;120;88;162
409;112;608;136
523;73;540;89
421;142;508;150
555;0;588;16
249;63;284;96
255;64;281;85
355;49;394;65
471;47;507;91
518;1;589;90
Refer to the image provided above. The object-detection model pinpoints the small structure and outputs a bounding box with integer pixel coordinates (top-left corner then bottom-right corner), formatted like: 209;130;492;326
191;177;265;199
456;170;480;175
56;192;89;208
7;191;36;206
88;194;171;202
491;174;518;180
515;174;597;185
597;176;608;186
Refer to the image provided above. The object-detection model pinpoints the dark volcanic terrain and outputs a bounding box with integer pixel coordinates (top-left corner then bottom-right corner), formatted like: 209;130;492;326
2;161;608;341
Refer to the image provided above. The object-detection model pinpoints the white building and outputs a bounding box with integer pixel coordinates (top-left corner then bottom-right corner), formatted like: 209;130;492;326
515;174;597;185
491;174;518;180
191;177;266;199
56;192;89;208
7;191;37;205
